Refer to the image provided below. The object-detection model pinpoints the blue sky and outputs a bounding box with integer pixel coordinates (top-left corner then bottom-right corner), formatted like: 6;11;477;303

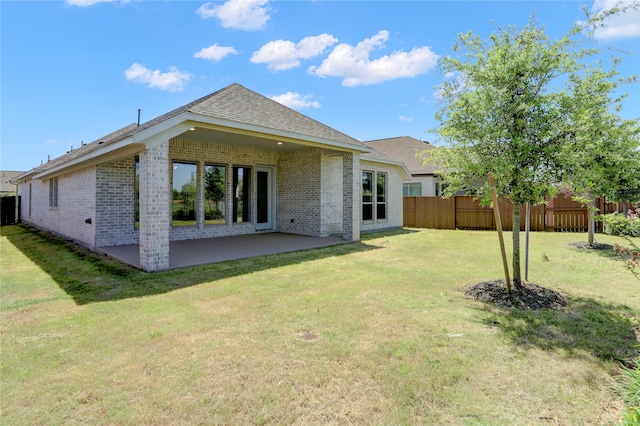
2;0;639;171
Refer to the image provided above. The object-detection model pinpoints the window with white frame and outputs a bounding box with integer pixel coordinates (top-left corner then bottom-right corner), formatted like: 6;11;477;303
362;171;387;222
403;182;422;196
376;173;387;220
49;177;58;208
362;171;374;221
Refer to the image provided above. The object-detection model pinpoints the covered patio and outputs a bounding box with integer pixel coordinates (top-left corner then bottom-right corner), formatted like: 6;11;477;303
98;233;349;270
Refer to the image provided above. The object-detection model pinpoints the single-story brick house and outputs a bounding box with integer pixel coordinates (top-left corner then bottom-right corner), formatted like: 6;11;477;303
364;136;443;196
13;83;410;271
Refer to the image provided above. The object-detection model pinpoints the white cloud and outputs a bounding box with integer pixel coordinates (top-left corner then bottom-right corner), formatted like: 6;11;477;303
196;0;270;31
194;44;238;61
251;34;338;71
271;92;321;109
590;0;640;40
124;63;191;92
309;30;439;87
399;115;414;122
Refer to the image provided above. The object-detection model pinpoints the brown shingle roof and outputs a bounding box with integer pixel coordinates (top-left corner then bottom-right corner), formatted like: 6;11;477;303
189;83;365;147
27;83;368;175
363;136;438;175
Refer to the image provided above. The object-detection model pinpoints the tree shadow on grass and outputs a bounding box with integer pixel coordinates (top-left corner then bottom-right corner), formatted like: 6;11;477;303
477;296;639;367
568;237;640;281
1;224;406;306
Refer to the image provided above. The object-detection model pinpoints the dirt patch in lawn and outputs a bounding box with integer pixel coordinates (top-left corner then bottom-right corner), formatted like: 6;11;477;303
464;280;569;310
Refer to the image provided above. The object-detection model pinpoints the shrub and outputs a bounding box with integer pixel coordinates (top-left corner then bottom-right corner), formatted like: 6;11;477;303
614;359;640;425
601;209;640;237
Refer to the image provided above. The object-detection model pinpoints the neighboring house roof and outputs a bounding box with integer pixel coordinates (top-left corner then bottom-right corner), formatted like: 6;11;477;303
360;147;412;180
14;83;371;182
1;171;24;193
364;136;439;175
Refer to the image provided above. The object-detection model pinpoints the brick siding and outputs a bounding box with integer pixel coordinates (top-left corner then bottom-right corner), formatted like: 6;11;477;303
139;141;171;271
96;158;138;246
16;137;404;271
320;153;344;236
18;167;97;248
342;153;361;240
277;148;322;236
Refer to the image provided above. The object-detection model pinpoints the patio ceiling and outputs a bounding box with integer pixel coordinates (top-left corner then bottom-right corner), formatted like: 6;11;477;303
175;125;350;155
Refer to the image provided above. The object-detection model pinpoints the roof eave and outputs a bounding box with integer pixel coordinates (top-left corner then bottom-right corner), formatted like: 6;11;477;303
184;112;371;154
33;138;144;179
26;108;373;179
10;170;38;184
361;156;412;180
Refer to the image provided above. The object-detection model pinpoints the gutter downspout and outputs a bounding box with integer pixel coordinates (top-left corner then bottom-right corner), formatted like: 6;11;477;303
13;182;20;224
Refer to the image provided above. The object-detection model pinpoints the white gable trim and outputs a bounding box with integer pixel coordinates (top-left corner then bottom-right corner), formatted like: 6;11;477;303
33;110;373;179
33;140;145;180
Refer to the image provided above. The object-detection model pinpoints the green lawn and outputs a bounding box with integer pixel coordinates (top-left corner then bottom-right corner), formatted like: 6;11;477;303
1;224;638;425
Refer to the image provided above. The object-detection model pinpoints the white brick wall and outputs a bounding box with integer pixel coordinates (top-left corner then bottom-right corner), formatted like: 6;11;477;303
320;153;344;236
139;141;171;271
276;148;322;236
342;153;361;240
15;137;404;268
17;168;97;248
59;168;97;247
96;158;138;247
18;177;57;232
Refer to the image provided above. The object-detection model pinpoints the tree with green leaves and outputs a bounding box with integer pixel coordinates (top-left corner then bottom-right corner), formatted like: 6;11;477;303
563;61;640;245
430;8;638;289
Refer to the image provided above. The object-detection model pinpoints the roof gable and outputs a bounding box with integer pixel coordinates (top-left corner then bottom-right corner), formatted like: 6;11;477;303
22;83;369;177
187;84;364;147
364;136;438;175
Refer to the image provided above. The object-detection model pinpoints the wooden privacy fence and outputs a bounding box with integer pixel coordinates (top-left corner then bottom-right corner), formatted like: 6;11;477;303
404;195;635;232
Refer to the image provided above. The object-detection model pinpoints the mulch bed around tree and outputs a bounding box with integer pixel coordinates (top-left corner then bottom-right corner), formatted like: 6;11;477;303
464;280;569;310
568;241;613;250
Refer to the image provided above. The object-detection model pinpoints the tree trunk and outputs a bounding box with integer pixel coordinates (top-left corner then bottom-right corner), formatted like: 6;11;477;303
512;205;522;288
587;197;596;246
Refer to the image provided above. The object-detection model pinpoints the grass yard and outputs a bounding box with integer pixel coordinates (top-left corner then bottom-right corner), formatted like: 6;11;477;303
1;224;639;425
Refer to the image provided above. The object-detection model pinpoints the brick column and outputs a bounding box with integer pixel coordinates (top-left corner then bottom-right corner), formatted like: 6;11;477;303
139;141;170;271
343;152;361;241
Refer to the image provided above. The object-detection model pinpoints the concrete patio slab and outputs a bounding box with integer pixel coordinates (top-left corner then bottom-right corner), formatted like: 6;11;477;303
98;233;349;270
